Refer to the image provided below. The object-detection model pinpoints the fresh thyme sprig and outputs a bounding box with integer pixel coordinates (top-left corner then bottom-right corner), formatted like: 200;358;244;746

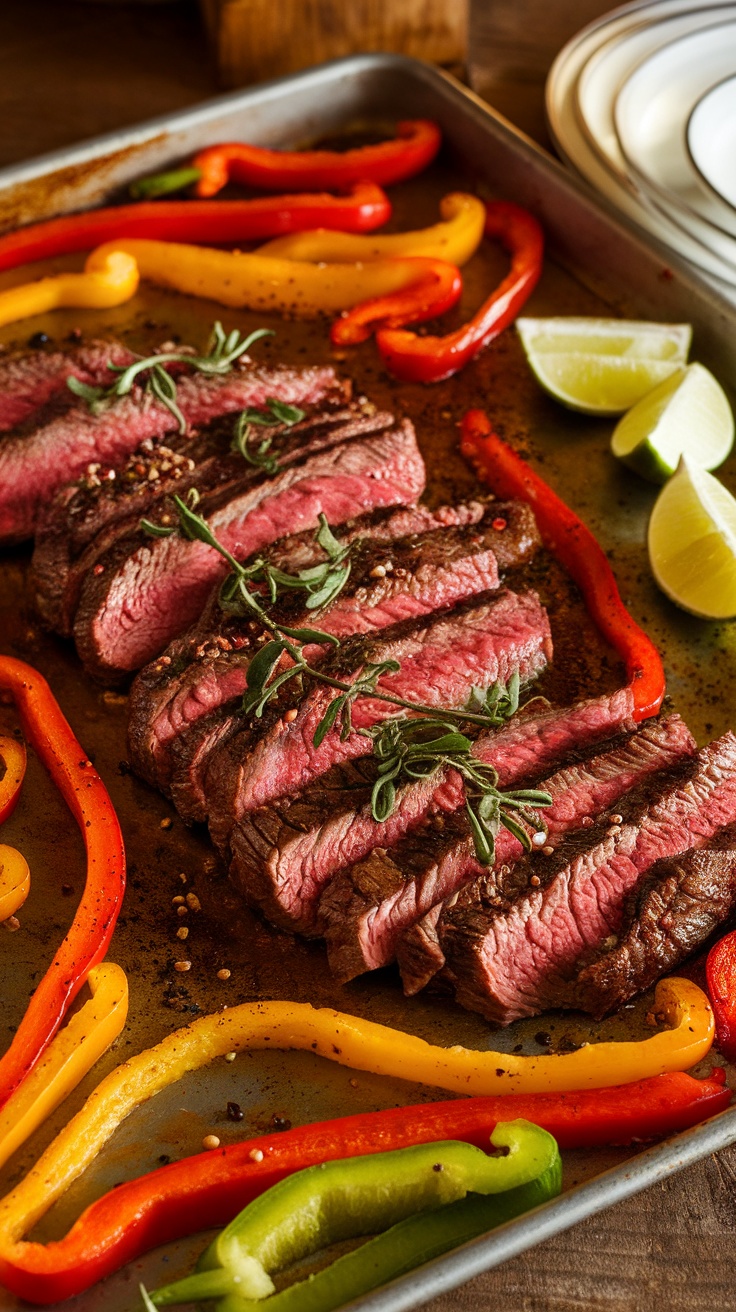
67;322;273;435
231;398;306;475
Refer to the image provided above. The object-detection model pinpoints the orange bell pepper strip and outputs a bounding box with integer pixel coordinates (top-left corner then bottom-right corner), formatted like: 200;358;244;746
460;409;666;722
0;735;26;825
0;657;125;1110
0;846;30;922
0;250;138;330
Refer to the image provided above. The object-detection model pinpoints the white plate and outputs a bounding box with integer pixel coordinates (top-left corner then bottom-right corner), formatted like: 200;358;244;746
614;22;736;240
545;0;736;290
688;74;736;211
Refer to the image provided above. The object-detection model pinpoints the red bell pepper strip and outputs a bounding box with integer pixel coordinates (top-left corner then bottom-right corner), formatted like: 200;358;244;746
330;257;463;345
191;120;441;197
0;735;26;825
376;199;544;383
0;1071;727;1305
0;657;125;1109
707;931;736;1061
460;410;665;721
0;182;391;275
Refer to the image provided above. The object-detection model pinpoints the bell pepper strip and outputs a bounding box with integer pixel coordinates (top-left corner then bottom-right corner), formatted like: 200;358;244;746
460;409;666;722
0;735;26;825
707;930;736;1061
150;1122;561;1306
375;199;544;382
89;238;461;317
0;182;391;276
0;250;138;330
256;192;485;266
0;1065;725;1304
0;656;125;1110
331;258;463;345
0;847;30;922
0;964;127;1174
190;121;442;197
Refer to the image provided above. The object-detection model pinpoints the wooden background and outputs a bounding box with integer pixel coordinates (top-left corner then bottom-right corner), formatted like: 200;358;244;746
2;2;736;1308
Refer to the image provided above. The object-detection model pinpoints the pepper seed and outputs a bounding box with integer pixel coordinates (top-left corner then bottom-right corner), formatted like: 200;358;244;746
186;892;201;911
160;817;173;830
284;708;298;723
202;1135;220;1150
172;895;185;906
177;906;188;917
174;960;191;972
177;926;189;940
217;968;232;980
530;874;541;887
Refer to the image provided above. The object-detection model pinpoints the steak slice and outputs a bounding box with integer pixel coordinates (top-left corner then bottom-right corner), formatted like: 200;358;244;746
32;379;351;632
223;590;553;931
127;499;538;796
1;353;338;543
233;689;636;971
325;713;696;984
441;731;736;1025
73;417;426;681
574;823;736;1019
0;339;135;431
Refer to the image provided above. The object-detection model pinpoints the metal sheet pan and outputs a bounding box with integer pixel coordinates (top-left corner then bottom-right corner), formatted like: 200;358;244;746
1;53;735;1312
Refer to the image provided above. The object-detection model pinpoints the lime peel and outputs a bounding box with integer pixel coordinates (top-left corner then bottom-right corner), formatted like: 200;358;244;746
611;362;734;484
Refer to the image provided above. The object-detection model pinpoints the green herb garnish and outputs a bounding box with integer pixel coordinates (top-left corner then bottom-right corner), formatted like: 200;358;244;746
231;398;306;475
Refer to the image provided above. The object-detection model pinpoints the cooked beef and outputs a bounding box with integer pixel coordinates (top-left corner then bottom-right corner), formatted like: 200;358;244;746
324;713;696;984
72;415;426;682
574;824;736;1018
2;351;339;544
232;689;636;970
32;378;351;631
0;339;135;431
127;499;538;797
223;591;553;931
441;731;736;1024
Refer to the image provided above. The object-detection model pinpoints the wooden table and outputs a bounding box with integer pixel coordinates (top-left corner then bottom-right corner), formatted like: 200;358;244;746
2;4;733;1309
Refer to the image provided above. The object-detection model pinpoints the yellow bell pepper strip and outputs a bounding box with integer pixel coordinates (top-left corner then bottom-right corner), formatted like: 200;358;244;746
0;656;126;1110
0;847;30;922
255;192;486;266
89;238;459;317
330;258;463;345
0;250;138;330
0;964;127;1174
0;736;26;825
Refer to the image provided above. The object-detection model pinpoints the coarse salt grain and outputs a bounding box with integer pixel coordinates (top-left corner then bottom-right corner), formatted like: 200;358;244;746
249;1148;264;1162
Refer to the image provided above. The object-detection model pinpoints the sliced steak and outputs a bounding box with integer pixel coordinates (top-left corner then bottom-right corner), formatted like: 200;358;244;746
32;377;350;631
223;590;553;931
441;731;736;1025
73;416;426;681
0;339;135;431
575;823;736;1018
325;713;696;984
127;499;538;795
232;689;636;971
2;353;338;543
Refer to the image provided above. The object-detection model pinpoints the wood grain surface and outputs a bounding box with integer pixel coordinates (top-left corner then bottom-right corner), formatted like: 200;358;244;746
2;4;735;1309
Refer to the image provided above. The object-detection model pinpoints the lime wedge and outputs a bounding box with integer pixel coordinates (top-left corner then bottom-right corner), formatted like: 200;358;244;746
516;317;691;415
611;363;734;483
648;456;736;618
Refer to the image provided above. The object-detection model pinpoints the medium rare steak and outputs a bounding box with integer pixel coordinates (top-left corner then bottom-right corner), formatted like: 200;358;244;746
324;713;696;984
32;376;350;631
575;823;736;1018
441;731;736;1024
72;416;426;681
2;350;338;543
233;690;637;968
0;339;135;431
127;499;538;797
224;591;553;931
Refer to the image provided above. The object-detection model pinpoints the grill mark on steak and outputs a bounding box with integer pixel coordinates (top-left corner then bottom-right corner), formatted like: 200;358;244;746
441;731;736;1024
223;590;552;932
0;339;136;431
2;352;339;544
323;713;696;984
229;689;636;971
127;499;538;797
32;384;353;633
72;417;426;682
574;823;736;1018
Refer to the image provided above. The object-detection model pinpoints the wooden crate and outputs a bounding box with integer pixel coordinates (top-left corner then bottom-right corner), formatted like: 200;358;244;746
199;0;467;88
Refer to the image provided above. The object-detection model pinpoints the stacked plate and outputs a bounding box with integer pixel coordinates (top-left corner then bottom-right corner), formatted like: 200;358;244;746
546;1;736;299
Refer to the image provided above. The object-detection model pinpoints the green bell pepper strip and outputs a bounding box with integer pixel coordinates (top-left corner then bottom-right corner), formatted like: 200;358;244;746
149;1121;559;1306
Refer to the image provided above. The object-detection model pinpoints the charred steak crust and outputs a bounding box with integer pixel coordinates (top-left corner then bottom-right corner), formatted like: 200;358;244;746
72;416;426;682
